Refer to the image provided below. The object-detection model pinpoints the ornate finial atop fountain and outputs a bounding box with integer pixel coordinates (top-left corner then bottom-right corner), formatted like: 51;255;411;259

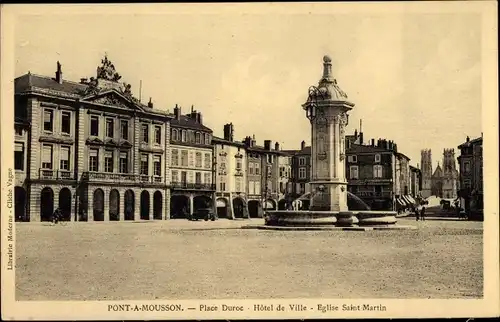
322;55;333;80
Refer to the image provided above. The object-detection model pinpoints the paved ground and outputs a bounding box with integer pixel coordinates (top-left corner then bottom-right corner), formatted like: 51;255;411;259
15;218;483;300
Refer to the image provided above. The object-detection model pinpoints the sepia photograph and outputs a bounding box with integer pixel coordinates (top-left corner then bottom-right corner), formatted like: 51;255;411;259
1;2;498;320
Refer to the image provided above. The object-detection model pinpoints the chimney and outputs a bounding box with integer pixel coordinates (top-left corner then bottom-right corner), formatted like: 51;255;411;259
174;104;181;120
264;140;272;151
223;123;234;142
354;129;358;138
466;136;470;142
55;61;63;84
371;138;375;146
301;140;306;150
359;132;364;145
147;97;153;108
243;136;251;147
197;112;203;125
275;142;280;151
251;134;256;147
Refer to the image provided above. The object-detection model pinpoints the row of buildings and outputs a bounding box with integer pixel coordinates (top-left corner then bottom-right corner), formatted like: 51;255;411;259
14;56;424;222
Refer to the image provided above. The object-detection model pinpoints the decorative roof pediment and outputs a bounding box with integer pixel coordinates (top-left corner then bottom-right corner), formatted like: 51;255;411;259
83;89;141;110
86;137;104;145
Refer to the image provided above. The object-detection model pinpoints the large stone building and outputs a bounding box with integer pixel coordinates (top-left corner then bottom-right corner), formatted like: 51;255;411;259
14;56;172;222
421;148;459;199
212;123;248;219
168;105;215;219
457;135;483;215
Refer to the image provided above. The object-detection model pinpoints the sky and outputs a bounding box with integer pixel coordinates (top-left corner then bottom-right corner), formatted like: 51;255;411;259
12;4;483;169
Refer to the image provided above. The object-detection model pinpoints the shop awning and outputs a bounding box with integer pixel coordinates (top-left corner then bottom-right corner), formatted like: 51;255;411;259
406;195;416;205
396;198;406;206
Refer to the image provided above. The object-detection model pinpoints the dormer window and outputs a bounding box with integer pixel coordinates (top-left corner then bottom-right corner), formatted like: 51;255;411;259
348;155;357;163
374;154;381;163
195;132;201;144
171;129;178;141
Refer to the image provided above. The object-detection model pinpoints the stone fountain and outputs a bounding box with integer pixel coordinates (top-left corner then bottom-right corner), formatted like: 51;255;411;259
256;56;411;231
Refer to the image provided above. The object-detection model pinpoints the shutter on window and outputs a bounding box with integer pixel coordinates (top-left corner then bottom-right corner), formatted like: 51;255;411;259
42;145;52;163
15;142;23;152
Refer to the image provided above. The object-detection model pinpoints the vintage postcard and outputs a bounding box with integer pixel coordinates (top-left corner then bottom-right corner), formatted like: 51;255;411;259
1;2;498;320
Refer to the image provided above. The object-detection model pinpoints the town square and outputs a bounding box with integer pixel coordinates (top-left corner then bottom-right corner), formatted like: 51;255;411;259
3;3;495;317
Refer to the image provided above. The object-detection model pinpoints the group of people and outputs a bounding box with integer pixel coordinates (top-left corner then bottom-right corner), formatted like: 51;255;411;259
413;204;426;221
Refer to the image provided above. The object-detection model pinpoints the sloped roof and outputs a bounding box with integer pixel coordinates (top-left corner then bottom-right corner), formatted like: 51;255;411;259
169;114;213;132
212;136;245;147
346;143;391;154
15;73;86;96
458;136;482;148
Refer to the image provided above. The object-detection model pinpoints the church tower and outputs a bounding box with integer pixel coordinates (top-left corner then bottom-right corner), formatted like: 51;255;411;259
420;149;433;198
442;148;458;199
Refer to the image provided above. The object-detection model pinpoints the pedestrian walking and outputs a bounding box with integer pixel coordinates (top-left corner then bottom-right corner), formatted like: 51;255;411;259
51;207;62;225
414;206;420;221
420;206;426;221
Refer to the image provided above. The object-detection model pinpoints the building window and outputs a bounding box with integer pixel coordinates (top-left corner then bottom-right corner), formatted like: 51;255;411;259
204;173;211;184
142;124;149;143
14;143;24;171
119;151;128;173
255;163;260;175
188;130;195;143
219;181;226;191
204;153;211;169
43;109;54;132
105;118;114;138
181;150;188;167
205;133;211;145
249;181;255;194
41;144;53;169
89;149;99;172
61;111;71;135
120;120;129;140
375;154;381;163
104;150;113;173
171;129;178;141
90;115;99;136
235;177;242;192
349;165;359;179
188;151;194;167
154;126;161;145
236;159;242;171
60;146;70;170
195;152;202;168
195;132;201;144
195;172;202;184
373;165;383;178
188;171;194;183
299;157;306;166
249;163;254;175
171;149;179;167
299;167;306;179
153;155;161;176
181;171;187;183
348;155;357;163
171;170;178;183
181;130;186;142
255;181;261;195
464;161;471;173
140;154;149;175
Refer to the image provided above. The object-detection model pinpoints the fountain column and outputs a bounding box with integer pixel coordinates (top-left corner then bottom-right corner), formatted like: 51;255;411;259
304;56;357;225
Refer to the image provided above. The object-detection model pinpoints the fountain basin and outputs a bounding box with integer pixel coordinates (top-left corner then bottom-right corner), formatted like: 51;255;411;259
264;210;397;227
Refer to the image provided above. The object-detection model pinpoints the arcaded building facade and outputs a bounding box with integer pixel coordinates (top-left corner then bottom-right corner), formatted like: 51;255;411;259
14;56;172;222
